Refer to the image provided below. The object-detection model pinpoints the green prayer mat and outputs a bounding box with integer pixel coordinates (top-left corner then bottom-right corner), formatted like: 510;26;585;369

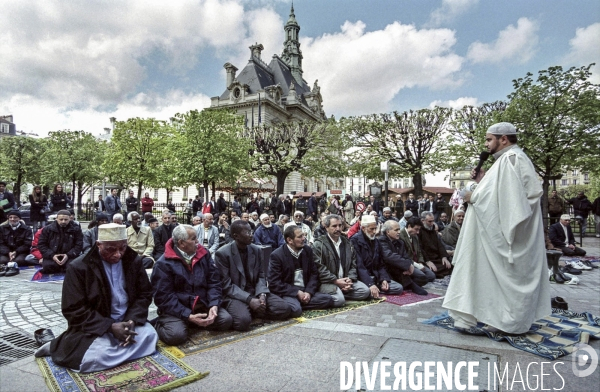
298;298;384;320
36;347;208;392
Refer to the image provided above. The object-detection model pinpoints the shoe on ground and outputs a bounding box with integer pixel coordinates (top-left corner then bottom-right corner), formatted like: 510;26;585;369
0;264;7;277
551;296;569;310
34;328;55;347
34;341;52;358
596;234;599;238
581;260;597;269
563;274;579;285
569;261;591;270
550;274;565;284
4;262;19;277
560;265;582;275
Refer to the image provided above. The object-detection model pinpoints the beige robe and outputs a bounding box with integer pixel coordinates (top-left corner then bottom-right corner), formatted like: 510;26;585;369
442;145;551;333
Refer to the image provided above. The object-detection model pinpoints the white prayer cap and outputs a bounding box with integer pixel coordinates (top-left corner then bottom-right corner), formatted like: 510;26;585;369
98;223;127;241
362;215;377;225
488;122;517;135
294;211;304;217
404;211;413;218
454;210;465;216
260;213;270;221
560;214;571;220
383;207;391;212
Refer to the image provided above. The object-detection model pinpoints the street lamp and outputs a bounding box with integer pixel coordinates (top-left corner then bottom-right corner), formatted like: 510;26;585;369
381;161;389;208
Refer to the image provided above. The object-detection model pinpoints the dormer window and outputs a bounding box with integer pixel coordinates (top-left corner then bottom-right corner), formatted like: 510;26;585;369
233;88;241;99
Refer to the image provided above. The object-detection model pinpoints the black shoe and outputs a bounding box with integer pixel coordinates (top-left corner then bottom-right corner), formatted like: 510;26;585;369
581;260;597;269
4;264;19;277
0;264;7;277
34;328;55;347
550;273;565;284
411;284;429;296
556;271;570;282
560;265;582;275
551;297;568;310
34;341;52;358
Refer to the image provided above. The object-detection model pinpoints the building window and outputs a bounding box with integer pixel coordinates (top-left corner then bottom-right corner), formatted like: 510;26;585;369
572;170;577;176
153;189;159;199
561;179;568;186
0;123;9;133
183;188;188;199
573;179;577;185
358;185;362;192
584;173;589;181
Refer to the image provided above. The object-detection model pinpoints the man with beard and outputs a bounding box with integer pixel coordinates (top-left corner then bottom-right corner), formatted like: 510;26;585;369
215;221;291;331
287;211;314;245
435;212;450;232
443;122;550;334
249;211;261;228
0;210;33;271
36;224;158;372
38;210;83;274
153;211;174;260
378;207;398;225
126;212;155;269
313;214;370;307
241;212;256;232
418;212;452;278
441;210;465;249
253;214;284;249
350;215;403;299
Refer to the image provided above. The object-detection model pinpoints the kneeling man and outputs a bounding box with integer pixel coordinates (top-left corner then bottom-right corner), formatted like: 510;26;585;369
215;221;291;331
269;226;334;317
548;215;586;257
36;223;158;372
152;225;232;345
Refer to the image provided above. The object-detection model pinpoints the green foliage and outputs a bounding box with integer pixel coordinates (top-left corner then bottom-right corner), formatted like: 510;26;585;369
343;107;452;196
446;101;507;169
503;64;600;218
0;136;44;205
173;109;250;197
103;118;172;201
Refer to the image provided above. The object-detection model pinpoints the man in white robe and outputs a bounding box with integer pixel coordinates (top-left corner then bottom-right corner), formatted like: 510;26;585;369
443;122;551;334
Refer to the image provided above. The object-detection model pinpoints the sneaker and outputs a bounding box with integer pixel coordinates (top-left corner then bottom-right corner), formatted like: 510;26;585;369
550;274;565;284
0;264;7;277
560;265;582;275
569;261;592;270
4;262;19;277
581;260;598;269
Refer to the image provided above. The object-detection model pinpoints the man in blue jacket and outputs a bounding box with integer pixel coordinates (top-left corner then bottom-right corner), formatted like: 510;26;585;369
253;214;284;249
151;225;232;345
349;215;403;299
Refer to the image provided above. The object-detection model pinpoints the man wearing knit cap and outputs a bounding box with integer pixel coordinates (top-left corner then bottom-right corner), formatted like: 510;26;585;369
443;122;550;334
38;209;83;273
253;213;284;249
36;223;158;372
0;210;33;268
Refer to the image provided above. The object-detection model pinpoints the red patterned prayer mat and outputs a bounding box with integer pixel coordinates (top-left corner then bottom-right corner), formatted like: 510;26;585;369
36;347;208;392
384;292;442;307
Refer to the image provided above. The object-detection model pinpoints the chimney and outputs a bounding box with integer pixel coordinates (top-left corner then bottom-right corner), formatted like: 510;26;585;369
1;115;13;123
109;117;116;131
224;62;238;88
249;43;264;60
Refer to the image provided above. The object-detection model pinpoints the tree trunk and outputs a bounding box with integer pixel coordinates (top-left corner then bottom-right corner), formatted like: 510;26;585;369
412;172;423;197
137;182;144;207
541;176;550;229
211;182;216;199
165;188;171;203
76;181;84;214
275;171;289;196
203;181;209;202
14;174;22;207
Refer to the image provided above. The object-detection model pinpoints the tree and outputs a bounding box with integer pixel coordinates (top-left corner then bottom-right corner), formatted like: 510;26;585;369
503;64;600;219
42;130;106;212
0;136;44;206
446;101;507;170
103;118;172;203
173;109;250;199
344;107;452;197
248;120;344;195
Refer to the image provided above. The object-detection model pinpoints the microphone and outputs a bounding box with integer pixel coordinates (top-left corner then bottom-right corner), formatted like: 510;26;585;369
472;151;490;179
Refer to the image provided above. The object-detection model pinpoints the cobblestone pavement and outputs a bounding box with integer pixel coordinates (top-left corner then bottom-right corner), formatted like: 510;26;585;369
1;238;598;391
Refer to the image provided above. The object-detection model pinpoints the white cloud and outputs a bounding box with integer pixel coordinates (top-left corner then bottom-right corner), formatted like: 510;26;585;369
301;21;465;115
427;0;479;27
467;17;539;64
564;23;600;83
429;96;479;109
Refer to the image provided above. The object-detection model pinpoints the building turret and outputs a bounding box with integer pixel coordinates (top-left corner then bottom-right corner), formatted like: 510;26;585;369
281;4;303;83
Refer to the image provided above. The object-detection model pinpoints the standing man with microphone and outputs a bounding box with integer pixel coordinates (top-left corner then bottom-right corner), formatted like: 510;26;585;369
443;122;550;334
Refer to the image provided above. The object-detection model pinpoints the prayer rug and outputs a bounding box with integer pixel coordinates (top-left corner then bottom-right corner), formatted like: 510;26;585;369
36;347;209;392
422;309;600;360
425;275;451;288
175;318;298;356
298;298;384;320
19;264;42;270
30;270;65;283
383;292;441;307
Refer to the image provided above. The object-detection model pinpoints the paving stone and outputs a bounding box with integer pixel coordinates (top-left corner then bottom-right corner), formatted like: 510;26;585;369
376;323;389;327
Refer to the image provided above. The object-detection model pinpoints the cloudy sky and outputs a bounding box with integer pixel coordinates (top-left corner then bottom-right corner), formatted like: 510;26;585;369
2;0;599;137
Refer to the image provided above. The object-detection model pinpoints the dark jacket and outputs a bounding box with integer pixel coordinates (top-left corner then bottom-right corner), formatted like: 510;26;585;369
268;244;320;297
94;200;106;211
216;197;227;215
214;242;268;304
312;234;358;294
418;226;449;262
399;229;424;264
50;192;69;212
50;246;152;370
435;197;446;213
567;196;593;218
350;231;390;287
394;199;404;211
0;190;15;214
253;224;284;248
548;196;564;214
152;223;173;258
29;194;48;221
105;194;122;215
313;224;327;240
549;222;576;247
0;221;32;255
307;196;317;216
269;197;278;214
38;221;83;260
125;196;138;212
369;199;381;214
276;199;285;216
593;197;600;216
151;239;222;320
192;199;202;214
405;198;418;215
423;200;437;214
377;234;413;283
284;199;292;215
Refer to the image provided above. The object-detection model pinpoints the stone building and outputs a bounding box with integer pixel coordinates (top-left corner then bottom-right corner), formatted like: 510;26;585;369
210;5;342;194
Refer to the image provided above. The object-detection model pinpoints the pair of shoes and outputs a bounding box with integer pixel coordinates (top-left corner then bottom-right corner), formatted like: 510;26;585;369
411;284;429;296
551;297;568;310
0;264;7;276
4;262;19;277
568;261;592;271
563;273;580;285
581;260;597;269
34;328;55;347
560;265;582;275
549;274;565;284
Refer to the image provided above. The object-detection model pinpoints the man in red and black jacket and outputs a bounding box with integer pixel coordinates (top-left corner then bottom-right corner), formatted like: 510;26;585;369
151;224;232;345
